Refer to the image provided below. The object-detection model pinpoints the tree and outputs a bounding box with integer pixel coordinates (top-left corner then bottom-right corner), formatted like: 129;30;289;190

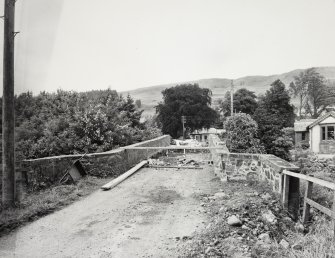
302;68;335;118
223;113;264;153
120;94;143;127
290;68;335;118
155;84;219;138
271;128;294;160
135;99;142;109
13;89;159;159
253;79;295;156
219;88;258;117
289;73;308;118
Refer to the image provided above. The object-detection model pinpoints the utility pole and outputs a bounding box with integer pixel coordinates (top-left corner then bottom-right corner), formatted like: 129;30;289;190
181;115;186;140
2;0;16;207
230;80;234;117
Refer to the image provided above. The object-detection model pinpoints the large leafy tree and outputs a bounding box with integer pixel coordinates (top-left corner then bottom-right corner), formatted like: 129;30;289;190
120;94;143;128
219;88;258;117
303;68;335;118
224;113;264;153
289;73;308;118
290;68;335;118
156;84;219;138
253;79;295;158
271;128;294;160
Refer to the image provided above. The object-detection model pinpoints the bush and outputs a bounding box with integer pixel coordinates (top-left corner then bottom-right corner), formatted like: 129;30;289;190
13;89;161;160
224;113;265;153
271;129;294;161
296;140;310;150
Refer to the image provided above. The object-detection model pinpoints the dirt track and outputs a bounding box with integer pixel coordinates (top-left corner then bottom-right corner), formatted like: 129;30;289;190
0;161;221;258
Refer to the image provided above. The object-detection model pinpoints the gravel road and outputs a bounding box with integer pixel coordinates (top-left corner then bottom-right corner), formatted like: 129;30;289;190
0;161;221;258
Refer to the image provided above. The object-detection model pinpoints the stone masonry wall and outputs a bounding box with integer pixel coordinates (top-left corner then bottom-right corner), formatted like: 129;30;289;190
22;135;171;191
208;135;299;193
208;134;229;181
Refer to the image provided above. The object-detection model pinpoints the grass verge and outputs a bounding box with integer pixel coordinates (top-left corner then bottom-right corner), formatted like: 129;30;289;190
0;176;110;237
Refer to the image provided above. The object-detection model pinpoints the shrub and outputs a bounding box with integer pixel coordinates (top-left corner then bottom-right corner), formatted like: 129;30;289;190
223;113;265;153
271;128;294;161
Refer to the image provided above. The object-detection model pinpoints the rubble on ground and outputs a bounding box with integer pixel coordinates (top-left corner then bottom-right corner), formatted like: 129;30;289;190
177;180;300;257
227;215;242;226
172;139;204;147
279;239;290;249
148;156;202;169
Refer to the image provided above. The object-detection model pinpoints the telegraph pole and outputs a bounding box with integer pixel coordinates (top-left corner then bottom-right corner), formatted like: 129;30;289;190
2;0;16;207
181;115;186;140
230;80;234;117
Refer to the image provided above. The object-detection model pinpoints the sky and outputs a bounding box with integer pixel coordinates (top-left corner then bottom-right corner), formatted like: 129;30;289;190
0;0;335;94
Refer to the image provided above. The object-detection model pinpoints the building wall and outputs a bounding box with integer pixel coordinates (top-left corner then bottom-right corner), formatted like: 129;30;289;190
310;125;321;153
310;116;335;153
319;116;335;153
319;116;335;124
295;131;309;146
320;141;335;154
295;132;302;144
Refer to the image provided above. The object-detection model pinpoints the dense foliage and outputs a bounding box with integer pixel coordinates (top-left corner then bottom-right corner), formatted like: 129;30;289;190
271;128;294;160
155;84;219;138
219;88;258;117
253;80;295;159
223;113;264;153
1;89;161;160
290;68;335;118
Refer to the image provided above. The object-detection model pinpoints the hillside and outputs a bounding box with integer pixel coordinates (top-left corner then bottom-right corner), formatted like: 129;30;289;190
122;66;335;116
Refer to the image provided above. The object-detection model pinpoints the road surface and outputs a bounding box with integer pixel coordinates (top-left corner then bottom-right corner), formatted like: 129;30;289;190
0;162;221;258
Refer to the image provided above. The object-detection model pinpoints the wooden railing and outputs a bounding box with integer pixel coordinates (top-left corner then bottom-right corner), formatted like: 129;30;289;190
282;170;335;232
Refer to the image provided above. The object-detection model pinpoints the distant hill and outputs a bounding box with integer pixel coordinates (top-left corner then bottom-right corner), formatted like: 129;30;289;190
122;66;335;117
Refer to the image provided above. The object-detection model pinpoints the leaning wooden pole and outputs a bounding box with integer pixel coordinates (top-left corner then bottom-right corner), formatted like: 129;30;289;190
2;0;16;207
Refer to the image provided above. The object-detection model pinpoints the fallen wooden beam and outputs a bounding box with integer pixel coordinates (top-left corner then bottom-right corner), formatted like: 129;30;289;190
101;160;148;191
149;165;203;169
123;146;225;150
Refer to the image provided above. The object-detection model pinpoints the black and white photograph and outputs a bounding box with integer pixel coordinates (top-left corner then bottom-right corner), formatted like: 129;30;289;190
1;0;335;257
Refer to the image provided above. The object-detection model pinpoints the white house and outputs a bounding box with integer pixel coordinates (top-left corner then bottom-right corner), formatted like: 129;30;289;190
308;112;335;154
190;128;224;142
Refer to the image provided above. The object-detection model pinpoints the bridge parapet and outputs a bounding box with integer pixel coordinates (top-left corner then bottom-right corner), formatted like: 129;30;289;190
21;135;171;191
208;135;299;193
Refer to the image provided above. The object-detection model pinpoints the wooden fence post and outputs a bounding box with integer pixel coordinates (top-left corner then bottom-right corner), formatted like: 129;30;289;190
302;181;313;224
282;173;290;210
288;175;300;221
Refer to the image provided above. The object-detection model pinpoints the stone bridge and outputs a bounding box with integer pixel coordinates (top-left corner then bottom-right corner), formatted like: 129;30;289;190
0;134;306;257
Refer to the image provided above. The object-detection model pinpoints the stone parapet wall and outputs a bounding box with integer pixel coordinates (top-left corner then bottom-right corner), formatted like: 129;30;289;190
220;153;299;193
22;135;171;191
208;135;300;193
208;135;229;181
124;135;171;166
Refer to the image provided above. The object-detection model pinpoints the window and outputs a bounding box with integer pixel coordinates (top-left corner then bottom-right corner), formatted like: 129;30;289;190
321;125;335;140
322;127;326;140
301;132;306;141
328;126;335;140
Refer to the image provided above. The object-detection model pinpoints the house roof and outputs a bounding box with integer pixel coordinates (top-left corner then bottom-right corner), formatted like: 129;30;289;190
294;119;316;132
191;128;224;135
308;112;335;129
